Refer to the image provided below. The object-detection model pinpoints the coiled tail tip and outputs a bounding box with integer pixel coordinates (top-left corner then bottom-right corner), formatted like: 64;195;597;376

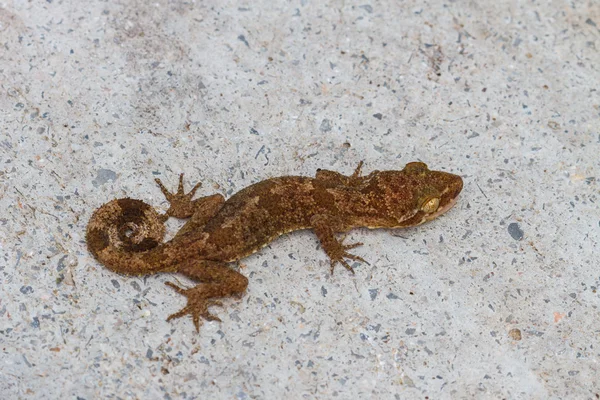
86;198;166;272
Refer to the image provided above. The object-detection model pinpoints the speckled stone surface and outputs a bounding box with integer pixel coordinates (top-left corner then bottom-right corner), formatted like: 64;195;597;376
1;1;598;398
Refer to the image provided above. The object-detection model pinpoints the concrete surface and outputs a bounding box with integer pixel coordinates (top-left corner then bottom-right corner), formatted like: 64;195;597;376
1;0;599;398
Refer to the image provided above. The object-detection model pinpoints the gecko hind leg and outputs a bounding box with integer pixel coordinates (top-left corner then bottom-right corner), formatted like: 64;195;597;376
155;173;225;237
165;282;224;326
166;259;248;332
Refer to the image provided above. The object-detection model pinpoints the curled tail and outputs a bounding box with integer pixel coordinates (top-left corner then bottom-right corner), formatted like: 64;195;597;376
86;198;167;274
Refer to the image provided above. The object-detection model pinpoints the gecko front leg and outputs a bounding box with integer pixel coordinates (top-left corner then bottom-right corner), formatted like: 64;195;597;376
310;214;369;274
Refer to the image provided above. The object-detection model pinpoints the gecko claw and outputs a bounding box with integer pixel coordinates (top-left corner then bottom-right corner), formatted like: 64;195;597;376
164;281;186;293
330;259;355;275
351;160;364;179
343;242;363;250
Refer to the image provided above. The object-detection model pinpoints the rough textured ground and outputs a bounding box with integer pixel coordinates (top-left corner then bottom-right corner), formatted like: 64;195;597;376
1;0;598;398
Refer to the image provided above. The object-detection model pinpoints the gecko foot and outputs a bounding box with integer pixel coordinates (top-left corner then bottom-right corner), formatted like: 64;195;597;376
328;240;369;275
155;173;202;219
165;281;224;332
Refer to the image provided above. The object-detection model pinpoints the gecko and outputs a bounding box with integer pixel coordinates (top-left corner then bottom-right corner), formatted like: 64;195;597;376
86;161;463;331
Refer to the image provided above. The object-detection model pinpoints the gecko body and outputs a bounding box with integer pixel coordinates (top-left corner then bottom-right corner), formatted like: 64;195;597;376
86;161;463;331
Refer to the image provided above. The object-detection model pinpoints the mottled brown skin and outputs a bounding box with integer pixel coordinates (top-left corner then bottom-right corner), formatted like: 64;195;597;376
86;162;463;331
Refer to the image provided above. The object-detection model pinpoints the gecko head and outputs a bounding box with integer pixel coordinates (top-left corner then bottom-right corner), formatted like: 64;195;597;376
383;162;463;227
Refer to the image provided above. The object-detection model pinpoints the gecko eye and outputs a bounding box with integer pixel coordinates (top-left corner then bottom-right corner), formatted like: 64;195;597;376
421;197;440;213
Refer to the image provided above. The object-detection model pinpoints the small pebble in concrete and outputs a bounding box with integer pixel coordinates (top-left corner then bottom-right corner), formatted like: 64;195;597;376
507;222;524;240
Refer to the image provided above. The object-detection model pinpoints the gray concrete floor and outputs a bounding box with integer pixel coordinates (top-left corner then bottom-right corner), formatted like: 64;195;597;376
1;1;599;398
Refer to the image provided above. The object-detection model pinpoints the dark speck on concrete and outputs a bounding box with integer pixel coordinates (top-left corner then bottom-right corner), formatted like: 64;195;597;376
20;286;33;294
238;34;249;47
320;119;332;132
198;355;210;365
22;355;32;368
111;279;120;289
405;328;416;335
373;113;383;120
508;223;524;240
57;255;68;271
369;289;378;300
92;169;117;187
359;5;373;13
321;286;327;297
386;293;399;300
